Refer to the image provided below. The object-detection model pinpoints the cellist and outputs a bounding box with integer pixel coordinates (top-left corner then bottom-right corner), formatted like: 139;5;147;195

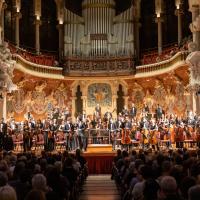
121;116;131;150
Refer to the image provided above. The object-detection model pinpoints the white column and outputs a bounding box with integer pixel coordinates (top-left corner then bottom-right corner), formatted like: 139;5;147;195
112;95;117;119
123;96;129;108
81;95;87;112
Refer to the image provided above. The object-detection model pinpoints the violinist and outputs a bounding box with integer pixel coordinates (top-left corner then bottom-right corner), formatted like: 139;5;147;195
108;118;117;150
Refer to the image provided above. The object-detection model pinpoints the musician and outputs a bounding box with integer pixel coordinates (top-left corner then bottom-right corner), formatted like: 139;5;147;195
24;111;33;121
81;110;87;122
121;117;131;150
122;105;129;116
149;121;159;151
35;119;43;134
175;123;184;149
108;119;117;150
23;120;31;152
52;107;60;120
129;103;137;119
94;104;101;120
0;118;7;151
48;119;58;151
196;124;200;148
43;120;50;151
156;104;163;120
77;120;86;151
144;103;150;113
104;108;112;122
62;107;71;120
96;118;104;144
62;120;72;151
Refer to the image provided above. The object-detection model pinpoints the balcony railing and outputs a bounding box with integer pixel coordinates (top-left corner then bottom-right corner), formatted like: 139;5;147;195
13;50;189;78
63;56;135;76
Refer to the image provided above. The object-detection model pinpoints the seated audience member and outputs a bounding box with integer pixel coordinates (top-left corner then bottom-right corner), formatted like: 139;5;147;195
25;190;46;200
179;176;196;200
0;185;17;200
0;171;8;186
188;185;200;200
157;176;181;200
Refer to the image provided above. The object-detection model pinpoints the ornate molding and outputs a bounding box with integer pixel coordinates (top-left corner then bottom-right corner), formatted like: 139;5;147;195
0;42;17;92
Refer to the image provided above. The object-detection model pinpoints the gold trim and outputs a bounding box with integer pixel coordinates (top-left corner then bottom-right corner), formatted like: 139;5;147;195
82;3;115;9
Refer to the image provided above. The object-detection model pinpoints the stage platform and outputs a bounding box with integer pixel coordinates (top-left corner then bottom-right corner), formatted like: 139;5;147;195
86;144;113;153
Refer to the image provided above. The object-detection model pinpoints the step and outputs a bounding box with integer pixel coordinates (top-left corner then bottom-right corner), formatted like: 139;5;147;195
87;144;113;153
80;194;120;200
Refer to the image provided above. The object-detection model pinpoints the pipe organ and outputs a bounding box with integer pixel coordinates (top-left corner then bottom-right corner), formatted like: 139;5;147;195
64;0;134;57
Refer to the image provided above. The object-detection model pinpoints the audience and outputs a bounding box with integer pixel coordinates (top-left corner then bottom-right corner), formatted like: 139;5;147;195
112;149;200;200
0;150;87;200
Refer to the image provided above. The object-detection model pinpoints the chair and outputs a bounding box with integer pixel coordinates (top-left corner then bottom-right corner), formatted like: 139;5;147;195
36;133;44;150
56;132;66;150
13;133;23;152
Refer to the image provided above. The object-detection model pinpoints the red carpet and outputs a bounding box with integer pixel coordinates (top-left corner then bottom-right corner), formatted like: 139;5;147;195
84;153;116;174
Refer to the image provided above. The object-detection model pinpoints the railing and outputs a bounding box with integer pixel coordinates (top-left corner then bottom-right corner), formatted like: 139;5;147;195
13;54;63;75
13;50;189;78
136;51;189;75
63;56;135;76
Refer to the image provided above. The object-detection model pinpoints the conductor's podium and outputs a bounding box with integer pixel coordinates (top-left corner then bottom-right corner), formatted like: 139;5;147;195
86;144;113;153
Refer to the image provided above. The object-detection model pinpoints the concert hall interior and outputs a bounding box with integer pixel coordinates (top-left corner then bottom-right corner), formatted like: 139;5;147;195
0;0;200;200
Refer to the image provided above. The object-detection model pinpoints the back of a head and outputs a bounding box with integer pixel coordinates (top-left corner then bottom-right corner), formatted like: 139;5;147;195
0;185;17;200
32;174;47;192
160;176;177;195
188;185;200;200
0;171;8;187
25;189;46;200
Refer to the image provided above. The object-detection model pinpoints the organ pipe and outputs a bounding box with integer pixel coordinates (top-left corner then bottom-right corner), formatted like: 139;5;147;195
64;0;134;57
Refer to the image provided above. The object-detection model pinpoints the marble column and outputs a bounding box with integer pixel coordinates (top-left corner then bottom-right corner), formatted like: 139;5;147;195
156;17;163;55
57;24;64;62
175;8;183;45
35;19;41;55
15;12;21;48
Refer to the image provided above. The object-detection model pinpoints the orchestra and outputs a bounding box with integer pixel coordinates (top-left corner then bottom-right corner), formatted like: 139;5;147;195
1;104;200;153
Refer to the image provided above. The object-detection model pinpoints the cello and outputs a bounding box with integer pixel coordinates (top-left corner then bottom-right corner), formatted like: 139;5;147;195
121;120;131;145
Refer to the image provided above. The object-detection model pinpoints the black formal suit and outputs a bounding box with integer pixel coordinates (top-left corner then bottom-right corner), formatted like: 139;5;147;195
64;123;72;150
156;107;163;119
0;122;7;150
108;122;117;150
129;107;137;118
